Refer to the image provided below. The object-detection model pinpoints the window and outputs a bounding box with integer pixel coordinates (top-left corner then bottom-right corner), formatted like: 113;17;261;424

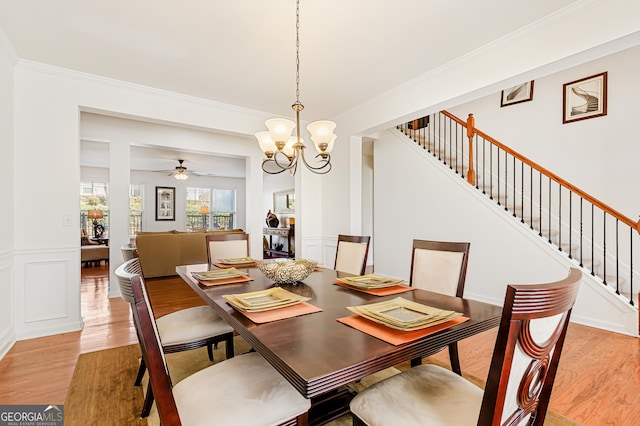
129;184;144;235
186;187;236;230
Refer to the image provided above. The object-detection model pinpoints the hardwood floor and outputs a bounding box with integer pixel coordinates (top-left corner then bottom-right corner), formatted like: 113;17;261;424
0;264;639;425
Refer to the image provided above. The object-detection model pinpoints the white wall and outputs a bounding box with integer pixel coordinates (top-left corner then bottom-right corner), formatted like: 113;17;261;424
375;130;637;335
447;44;640;220
334;2;640;279
12;61;268;340
0;26;16;358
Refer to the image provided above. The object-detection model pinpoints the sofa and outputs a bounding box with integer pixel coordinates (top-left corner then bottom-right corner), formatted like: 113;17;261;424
81;229;109;267
135;229;245;278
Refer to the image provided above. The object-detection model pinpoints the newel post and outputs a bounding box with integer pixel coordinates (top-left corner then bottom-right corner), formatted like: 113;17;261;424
466;113;476;186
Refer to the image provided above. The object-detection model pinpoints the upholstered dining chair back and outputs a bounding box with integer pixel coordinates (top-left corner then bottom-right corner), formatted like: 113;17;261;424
350;268;582;426
334;235;371;276
206;233;249;264
130;274;182;425
478;268;582;424
119;258;234;419
410;239;470;297
130;274;311;426
115;258;143;304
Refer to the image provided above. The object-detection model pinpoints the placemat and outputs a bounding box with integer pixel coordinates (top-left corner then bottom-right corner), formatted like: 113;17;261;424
197;276;253;286
213;261;259;268
337;315;469;345
334;280;415;296
233;302;322;324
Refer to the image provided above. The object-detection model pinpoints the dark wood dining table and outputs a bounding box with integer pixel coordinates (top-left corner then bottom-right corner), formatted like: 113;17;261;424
176;263;502;425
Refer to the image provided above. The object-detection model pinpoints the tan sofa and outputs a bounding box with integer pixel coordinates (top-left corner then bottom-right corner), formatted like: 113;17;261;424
81;245;109;266
135;229;245;278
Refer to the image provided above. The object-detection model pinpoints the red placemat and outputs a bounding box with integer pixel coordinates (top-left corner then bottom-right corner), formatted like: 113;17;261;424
197;276;253;287
213;261;259;268
337;315;469;346
232;302;322;324
334;280;415;296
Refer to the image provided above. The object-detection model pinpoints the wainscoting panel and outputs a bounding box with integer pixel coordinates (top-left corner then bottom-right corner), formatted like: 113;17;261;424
14;248;83;340
24;261;68;322
323;241;338;270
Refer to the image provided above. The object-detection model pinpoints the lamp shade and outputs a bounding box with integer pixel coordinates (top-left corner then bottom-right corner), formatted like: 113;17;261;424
307;120;337;154
87;210;103;219
265;118;295;143
324;134;337;154
255;131;277;155
200;206;210;215
283;137;299;158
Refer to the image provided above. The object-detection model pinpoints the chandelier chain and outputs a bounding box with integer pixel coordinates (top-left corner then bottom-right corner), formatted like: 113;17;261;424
295;0;300;105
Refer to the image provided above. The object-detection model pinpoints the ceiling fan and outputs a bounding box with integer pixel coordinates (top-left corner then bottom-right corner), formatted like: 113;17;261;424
157;159;214;181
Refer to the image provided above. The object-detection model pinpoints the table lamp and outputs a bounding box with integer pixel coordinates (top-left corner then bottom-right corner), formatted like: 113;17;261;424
87;210;103;237
200;205;209;228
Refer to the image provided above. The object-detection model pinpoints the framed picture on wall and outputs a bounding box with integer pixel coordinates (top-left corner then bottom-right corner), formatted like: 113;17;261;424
500;81;534;107
155;186;175;221
563;72;607;124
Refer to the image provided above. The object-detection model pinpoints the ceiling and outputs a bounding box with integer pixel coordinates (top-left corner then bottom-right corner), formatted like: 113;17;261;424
0;0;580;177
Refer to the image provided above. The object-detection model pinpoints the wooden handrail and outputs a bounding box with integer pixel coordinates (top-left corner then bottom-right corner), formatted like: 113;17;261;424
441;110;640;231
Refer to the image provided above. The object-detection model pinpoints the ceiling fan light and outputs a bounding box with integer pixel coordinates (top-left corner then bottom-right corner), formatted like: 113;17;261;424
174;171;188;181
265;118;295;144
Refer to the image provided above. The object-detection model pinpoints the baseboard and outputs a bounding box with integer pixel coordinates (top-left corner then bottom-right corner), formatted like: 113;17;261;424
0;325;16;362
15;318;84;341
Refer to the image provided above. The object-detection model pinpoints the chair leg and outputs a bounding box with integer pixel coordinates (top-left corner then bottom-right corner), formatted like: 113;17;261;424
296;411;309;426
410;357;422;367
449;342;462;376
225;333;235;359
352;413;366;426
207;343;214;361
141;385;154;418
134;358;146;386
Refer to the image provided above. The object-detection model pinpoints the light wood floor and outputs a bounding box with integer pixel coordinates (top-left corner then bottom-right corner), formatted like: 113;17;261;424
1;264;639;425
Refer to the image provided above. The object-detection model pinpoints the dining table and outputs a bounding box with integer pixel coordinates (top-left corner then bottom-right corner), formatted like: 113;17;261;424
176;263;502;425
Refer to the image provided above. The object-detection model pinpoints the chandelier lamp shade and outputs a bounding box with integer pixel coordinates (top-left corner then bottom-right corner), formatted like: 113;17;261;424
255;0;336;175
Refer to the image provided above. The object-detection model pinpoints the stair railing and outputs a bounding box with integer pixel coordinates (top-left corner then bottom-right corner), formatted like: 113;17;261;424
399;111;638;307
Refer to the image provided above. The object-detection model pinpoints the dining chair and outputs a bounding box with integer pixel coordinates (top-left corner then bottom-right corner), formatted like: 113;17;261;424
350;268;582;426
130;274;311;426
206;232;249;264
409;239;470;374
115;258;235;418
120;243;138;261
334;234;371;276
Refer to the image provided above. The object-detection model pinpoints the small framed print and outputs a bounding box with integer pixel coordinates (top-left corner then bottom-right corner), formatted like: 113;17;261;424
155;186;175;221
563;72;607;124
501;81;534;107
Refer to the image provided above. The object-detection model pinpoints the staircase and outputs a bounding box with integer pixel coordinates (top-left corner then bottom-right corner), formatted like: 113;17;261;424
399;111;640;309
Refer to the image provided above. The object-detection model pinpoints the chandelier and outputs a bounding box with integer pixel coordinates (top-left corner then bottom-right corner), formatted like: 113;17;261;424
255;0;336;175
